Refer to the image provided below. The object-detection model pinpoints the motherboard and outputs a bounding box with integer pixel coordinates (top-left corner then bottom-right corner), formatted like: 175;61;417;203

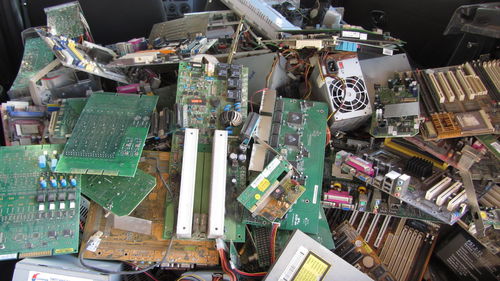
164;61;249;242
82;151;220;267
55;92;158;177
370;72;420;138
0;144;81;260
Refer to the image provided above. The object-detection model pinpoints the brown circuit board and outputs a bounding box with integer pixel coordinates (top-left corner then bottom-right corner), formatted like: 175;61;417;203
81;151;219;267
327;208;439;281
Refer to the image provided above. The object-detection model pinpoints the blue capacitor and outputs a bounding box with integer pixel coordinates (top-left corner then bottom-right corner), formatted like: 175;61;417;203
60;178;68;187
38;155;46;168
234;103;241;111
70;178;77;187
40;178;47;189
223;105;232;111
50;159;58;171
50;178;57;188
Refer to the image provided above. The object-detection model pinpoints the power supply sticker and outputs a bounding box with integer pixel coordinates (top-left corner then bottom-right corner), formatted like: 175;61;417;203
293;252;331;281
278;246;331;281
28;271;92;281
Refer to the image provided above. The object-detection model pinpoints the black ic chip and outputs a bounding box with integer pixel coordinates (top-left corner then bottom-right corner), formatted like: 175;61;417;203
36;193;46;202
284;134;300;146
47;230;57;238
47;193;56;202
58;193;66;201
287;112;303;125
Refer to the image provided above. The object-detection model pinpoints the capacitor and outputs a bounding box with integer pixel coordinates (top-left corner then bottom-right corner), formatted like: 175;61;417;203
50;177;57;188
60;177;68;187
50;159;58;171
239;144;248;152
229;153;238;161
38;155;46;169
39;177;47;189
231;178;237;185
70;177;77;187
238;154;247;162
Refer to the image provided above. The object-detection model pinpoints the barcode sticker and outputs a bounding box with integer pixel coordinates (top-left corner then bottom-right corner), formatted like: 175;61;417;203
86;237;101;252
279;246;309;281
360;33;368;40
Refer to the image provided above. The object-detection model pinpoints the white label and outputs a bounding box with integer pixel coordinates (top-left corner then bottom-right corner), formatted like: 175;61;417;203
278;246;309;281
28;271;93;281
382;48;394;56
342;31;360;38
263;158;281;177
0;253;17;260
313;185;318;204
250;174;266;188
86;237;101;252
360;33;368;40
491;142;500;154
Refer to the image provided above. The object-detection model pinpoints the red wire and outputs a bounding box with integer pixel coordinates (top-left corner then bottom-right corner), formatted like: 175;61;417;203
219;249;236;281
232;267;266;277
250;88;268;112
124;262;160;281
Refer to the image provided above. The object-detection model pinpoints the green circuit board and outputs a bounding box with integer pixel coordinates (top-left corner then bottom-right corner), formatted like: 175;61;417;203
370;73;420;138
476;134;500;161
245;98;328;234
164;62;248;242
81;169;156;217
0;145;81;260
55;92;158;177
49;98;87;143
9;37;54;97
44;1;86;38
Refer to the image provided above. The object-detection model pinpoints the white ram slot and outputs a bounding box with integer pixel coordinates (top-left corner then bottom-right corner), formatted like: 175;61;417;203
425;176;452;200
447;190;467;211
436;181;462;206
208;130;228;238
176;128;199;238
374;215;391;248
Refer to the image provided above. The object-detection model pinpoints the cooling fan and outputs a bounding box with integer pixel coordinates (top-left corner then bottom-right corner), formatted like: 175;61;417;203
329;76;370;113
311;54;372;131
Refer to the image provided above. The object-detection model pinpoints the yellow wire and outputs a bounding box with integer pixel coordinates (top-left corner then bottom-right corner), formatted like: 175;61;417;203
327;111;335;121
176;274;206;281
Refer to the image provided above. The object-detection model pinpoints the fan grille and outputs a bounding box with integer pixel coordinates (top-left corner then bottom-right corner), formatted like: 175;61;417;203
329;76;368;113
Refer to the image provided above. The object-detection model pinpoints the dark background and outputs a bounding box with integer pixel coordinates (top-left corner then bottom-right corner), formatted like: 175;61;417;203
0;0;498;280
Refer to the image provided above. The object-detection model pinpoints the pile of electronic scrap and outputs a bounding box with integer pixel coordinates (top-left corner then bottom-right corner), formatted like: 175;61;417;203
1;1;499;281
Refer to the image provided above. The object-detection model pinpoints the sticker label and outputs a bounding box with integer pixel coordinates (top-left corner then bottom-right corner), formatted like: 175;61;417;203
251;174;265;188
491;142;500;154
263;158;281;177
382;48;394;56
293;252;331;281
342;31;360;38
279;246;309;281
86;236;101;252
257;178;271;192
312;185;318;204
28;271;93;281
359;33;368;40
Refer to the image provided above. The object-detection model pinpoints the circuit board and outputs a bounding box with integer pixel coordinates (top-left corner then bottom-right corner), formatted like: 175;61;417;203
370;72;420;138
476;134;500;161
8;37;54;98
164;61;248;242
237;156;293;214
44;1;86;38
0;144;81;260
49;98;87;143
82;151;220;267
56;92;158;177
327;210;439;281
338;147;468;225
414;62;499;140
245;98;328;234
81;169;157;216
333;221;396;281
37;29;128;84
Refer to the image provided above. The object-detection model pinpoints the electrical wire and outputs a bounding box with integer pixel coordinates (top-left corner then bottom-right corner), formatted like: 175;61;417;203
265;55;279;88
125;262;161;281
144;156;174;200
175;274;206;281
78;234;174;275
270;223;280;264
218;249;237;281
250;88;268;112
